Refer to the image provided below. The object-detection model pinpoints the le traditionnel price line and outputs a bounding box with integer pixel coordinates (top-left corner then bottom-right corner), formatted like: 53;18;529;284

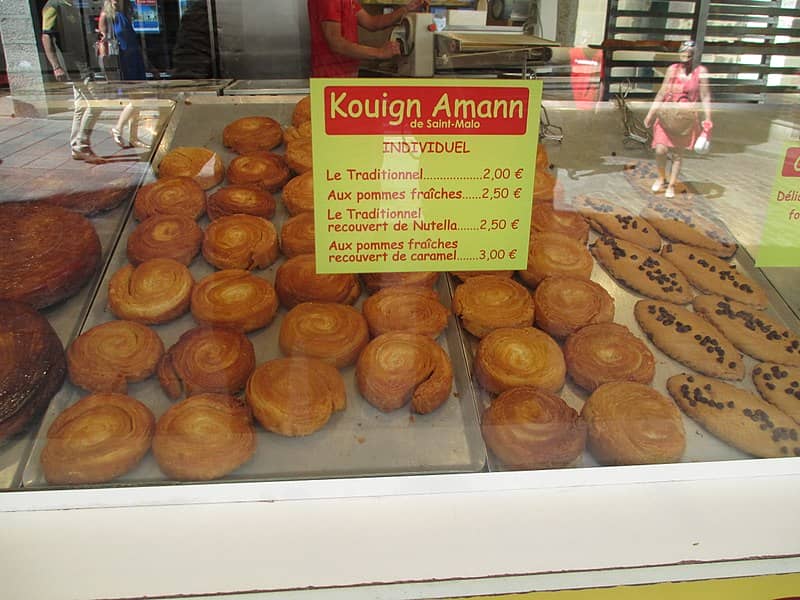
483;168;525;180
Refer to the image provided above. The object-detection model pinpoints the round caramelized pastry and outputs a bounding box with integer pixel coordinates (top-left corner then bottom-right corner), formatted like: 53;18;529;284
280;212;316;257
362;286;449;338
133;176;206;221
532;167;556;202
275;254;360;309
451;270;514;281
531;202;590;244
282;171;314;215
68;320;164;394
356;332;453;414
285;138;313;174
481;386;586;470
158;146;224;190
246;357;346;436
0;300;66;442
534;276;615;339
223;116;283;154
127;214;203;266
158;326;255;400
283;120;312;144
564;323;655;392
581;382;685;465
361;271;439;293
153;393;256;481
191;269;278;332
41;393;155;485
452;276;534;338
518;232;593;289
202;214;279;271
475;327;565;394
108;258;194;325
0;202;101;309
206;185;276;221
227;151;290;193
279;302;369;368
292;95;311;127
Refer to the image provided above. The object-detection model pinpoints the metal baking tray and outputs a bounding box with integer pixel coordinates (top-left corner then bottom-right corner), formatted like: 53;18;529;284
21;95;486;488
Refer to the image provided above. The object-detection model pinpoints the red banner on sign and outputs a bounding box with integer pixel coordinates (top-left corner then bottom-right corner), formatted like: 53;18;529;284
781;147;800;177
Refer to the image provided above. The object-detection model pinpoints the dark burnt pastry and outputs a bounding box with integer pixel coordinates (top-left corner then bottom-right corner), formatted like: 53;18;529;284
752;363;800;425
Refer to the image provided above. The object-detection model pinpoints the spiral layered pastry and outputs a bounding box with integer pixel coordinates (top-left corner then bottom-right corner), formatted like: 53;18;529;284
518;232;594;288
275;254;360;309
41;393;155;485
356;332;453;414
191;269;278;332
362;286;449;338
532;167;556;202
292;95;311;127
0;300;66;442
227;151;290;192
68;320;164;394
0;201;101;309
108;258;194;325
206;185;276;221
279;302;369;368
158;146;224;190
127;214;203;266
451;270;514;282
133;176;206;221
530;202;590;244
158;326;255;399
361;271;439;293
475;327;565;394
283;120;312;144
202;214;279;271
533;276;615;339
223;116;283;154
581;382;685;465
246;357;346;436
452;275;534;338
536;143;549;171
564;323;655;392
280;212;316;257
286;138;313;174
282;171;314;215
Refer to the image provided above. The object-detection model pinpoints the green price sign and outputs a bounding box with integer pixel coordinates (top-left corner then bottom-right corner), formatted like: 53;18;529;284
757;143;800;267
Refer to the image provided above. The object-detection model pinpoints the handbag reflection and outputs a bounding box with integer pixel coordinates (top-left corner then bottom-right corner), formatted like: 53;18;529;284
694;132;710;155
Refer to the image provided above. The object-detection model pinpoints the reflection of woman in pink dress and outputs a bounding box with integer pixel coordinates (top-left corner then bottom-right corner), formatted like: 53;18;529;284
644;41;712;198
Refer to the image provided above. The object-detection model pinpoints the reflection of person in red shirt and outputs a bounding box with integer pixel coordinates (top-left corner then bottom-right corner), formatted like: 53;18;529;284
308;0;429;77
569;46;603;109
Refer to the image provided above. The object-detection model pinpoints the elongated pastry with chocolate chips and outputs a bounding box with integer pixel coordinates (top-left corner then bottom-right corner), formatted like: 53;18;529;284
642;200;737;258
575;195;662;251
693;295;800;367
591;236;693;304
667;373;800;458
634;299;744;380
660;243;768;308
752;363;800;425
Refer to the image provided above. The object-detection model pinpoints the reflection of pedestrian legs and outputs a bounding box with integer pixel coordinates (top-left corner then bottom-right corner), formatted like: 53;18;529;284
112;102;149;149
70;80;102;162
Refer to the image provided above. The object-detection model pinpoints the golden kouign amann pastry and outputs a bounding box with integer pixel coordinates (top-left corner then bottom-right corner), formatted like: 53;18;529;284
275;254;360;309
280;211;316;257
285;137;313;174
575;194;662;251
202;214;279;271
452;275;534;338
532;166;556;202
530;201;590;244
158;326;255;400
534;275;614;339
450;270;514;282
68;320;164;394
564;323;655;392
752;363;800;425
581;382;685;465
158;146;224;190
281;171;314;215
247;357;346;436
475;327;565;394
223;116;283;154
481;386;586;470
153;393;256;481
292;95;311;127
227;151;290;193
206;185;276;221
134;176;206;221
361;271;439;293
191;269;278;333
536;143;549;171
0;201;101;310
41;393;155;485
667;373;800;458
356;332;453;414
283;120;312;144
108;258;194;325
363;285;449;338
518;231;593;288
279;302;369;368
642;199;737;258
127;214;203;266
